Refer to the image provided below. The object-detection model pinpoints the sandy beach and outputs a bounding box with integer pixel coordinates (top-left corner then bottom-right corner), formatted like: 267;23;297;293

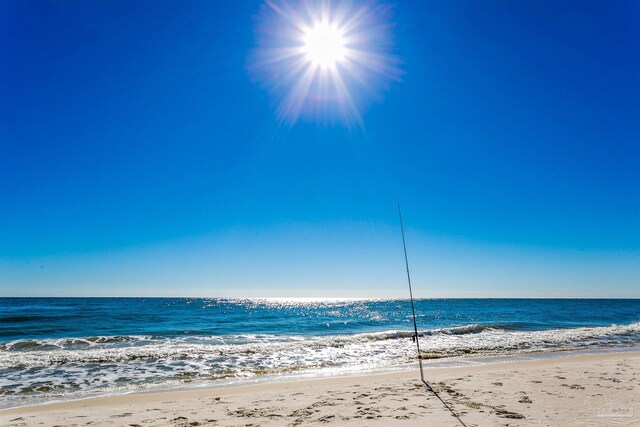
2;351;638;427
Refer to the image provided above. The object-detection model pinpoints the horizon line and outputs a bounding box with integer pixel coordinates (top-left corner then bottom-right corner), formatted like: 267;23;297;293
2;296;639;300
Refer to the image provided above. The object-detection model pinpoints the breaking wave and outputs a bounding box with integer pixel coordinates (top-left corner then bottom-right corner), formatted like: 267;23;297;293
2;322;639;364
1;321;639;408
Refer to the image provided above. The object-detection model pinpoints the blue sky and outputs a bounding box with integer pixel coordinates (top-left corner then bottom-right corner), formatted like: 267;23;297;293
1;0;638;297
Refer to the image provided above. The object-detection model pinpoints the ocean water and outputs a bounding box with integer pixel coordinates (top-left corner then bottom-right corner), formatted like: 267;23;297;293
1;297;639;408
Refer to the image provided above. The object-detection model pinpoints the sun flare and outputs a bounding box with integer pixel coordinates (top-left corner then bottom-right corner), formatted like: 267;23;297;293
252;0;400;125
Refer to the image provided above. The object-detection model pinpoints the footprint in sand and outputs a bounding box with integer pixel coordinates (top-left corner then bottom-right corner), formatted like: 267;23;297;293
560;384;585;390
111;412;132;418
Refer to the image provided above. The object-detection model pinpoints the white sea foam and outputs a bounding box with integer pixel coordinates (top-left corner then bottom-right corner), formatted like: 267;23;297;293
1;322;638;409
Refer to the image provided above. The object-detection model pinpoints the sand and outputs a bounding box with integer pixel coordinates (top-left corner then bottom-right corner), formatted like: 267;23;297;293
2;351;639;426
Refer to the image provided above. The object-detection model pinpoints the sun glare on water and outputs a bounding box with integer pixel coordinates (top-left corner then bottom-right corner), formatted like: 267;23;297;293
251;0;400;126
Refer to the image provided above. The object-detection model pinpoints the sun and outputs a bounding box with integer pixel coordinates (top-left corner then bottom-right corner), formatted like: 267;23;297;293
303;24;346;68
252;0;400;125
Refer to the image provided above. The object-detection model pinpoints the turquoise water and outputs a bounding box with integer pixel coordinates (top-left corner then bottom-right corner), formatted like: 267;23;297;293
1;298;639;408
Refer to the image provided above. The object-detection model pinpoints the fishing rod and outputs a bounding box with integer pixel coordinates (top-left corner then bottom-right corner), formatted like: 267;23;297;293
397;201;468;427
397;200;425;384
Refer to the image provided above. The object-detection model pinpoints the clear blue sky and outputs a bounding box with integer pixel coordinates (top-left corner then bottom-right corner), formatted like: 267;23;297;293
1;0;638;298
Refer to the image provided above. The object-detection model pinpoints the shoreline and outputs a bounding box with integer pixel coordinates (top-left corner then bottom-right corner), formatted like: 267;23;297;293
3;350;639;426
3;346;638;412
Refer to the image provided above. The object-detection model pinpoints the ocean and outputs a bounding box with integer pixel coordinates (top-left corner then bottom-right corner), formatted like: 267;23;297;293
1;297;639;409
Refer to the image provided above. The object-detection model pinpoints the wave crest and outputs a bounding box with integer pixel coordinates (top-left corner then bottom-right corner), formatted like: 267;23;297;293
2;322;638;365
1;321;638;410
